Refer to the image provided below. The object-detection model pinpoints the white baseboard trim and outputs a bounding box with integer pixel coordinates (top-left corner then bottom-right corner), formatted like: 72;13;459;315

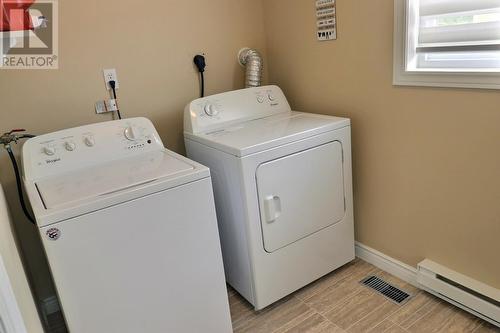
355;243;499;327
355;242;419;288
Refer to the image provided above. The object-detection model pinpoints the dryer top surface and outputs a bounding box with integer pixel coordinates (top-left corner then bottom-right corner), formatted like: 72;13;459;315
185;111;350;157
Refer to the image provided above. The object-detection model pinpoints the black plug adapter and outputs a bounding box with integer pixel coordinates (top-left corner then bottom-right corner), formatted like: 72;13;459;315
193;55;206;73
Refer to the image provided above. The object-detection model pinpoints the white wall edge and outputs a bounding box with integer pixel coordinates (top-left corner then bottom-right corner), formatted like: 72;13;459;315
0;255;28;333
355;242;419;288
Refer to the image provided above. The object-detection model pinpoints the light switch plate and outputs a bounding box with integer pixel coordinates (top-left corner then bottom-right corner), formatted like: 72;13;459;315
95;99;118;114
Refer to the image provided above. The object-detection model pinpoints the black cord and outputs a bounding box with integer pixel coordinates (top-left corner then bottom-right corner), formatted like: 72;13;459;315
112;87;122;120
109;80;122;120
6;146;36;224
19;134;36;139
193;55;206;98
200;71;205;98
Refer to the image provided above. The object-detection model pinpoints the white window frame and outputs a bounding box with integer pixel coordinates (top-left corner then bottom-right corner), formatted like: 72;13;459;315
393;0;500;89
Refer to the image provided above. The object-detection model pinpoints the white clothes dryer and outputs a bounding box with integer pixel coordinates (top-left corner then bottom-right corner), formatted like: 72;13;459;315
184;86;355;310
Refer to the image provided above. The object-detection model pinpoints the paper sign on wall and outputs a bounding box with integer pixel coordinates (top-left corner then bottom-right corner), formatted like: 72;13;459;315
316;0;337;41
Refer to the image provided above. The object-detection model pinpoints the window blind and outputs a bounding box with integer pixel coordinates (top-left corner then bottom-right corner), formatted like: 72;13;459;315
417;0;500;52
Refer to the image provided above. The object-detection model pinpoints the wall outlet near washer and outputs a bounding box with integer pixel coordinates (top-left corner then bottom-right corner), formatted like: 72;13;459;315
103;68;119;90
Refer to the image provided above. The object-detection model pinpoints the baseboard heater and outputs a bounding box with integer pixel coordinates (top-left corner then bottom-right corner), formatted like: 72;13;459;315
417;259;499;327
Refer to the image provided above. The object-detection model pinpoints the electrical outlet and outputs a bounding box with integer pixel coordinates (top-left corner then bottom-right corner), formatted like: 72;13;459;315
103;68;118;90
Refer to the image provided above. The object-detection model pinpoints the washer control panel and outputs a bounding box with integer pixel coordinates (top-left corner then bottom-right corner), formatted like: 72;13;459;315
184;85;291;134
22;117;164;180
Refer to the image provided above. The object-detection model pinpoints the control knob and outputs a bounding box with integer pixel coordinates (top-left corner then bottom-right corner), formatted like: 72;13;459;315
124;126;141;141
43;146;55;156
65;141;76;151
84;136;95;147
204;104;220;117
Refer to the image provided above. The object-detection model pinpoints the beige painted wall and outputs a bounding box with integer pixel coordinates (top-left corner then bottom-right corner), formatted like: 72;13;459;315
1;0;499;317
263;0;500;288
0;0;267;304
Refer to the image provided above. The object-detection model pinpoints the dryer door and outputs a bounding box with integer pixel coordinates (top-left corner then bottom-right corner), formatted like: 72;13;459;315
256;141;345;253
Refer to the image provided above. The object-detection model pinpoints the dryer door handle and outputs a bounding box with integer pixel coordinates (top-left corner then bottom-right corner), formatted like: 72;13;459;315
263;195;281;223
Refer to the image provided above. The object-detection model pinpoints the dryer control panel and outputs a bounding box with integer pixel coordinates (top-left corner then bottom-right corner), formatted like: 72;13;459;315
184;85;292;134
22;117;164;180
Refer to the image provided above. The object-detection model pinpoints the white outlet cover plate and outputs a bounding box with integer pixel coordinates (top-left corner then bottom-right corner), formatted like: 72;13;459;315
95;99;118;114
95;101;107;114
103;68;118;90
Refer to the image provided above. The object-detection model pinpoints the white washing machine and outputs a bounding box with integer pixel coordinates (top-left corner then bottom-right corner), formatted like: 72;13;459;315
184;86;355;310
22;118;233;333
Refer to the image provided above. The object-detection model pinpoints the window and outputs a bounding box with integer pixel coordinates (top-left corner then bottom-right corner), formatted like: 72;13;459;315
393;0;500;89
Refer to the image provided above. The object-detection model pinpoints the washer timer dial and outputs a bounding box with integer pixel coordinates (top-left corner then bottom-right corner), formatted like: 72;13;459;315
124;126;141;141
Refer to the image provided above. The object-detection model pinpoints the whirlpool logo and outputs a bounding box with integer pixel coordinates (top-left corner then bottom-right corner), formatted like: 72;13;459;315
46;227;61;241
1;0;59;69
45;157;61;164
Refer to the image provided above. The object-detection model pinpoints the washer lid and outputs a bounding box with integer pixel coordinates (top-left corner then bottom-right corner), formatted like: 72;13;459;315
35;150;196;210
185;112;350;157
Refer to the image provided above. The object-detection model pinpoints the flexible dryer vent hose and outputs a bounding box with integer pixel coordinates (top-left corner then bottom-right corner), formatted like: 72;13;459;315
238;48;263;88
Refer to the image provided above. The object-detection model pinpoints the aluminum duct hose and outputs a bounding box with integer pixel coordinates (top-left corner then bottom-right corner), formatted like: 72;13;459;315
238;48;263;88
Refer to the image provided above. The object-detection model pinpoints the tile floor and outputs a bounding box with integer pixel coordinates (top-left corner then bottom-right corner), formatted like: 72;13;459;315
228;259;500;333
